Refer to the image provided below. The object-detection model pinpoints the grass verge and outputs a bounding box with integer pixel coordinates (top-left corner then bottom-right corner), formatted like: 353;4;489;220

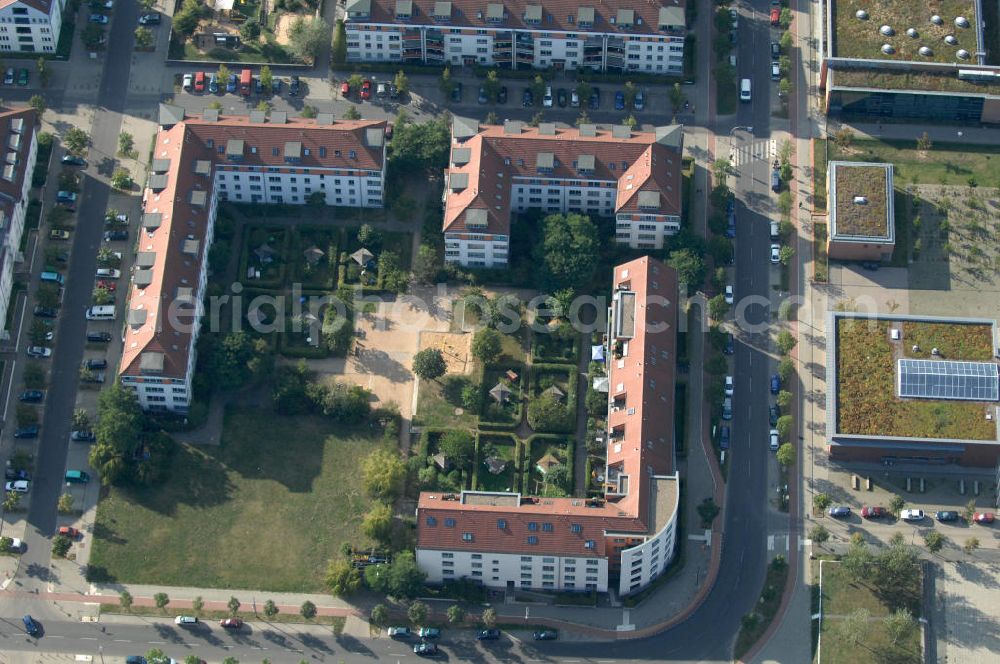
101;605;346;630
733;556;790;660
813;222;828;282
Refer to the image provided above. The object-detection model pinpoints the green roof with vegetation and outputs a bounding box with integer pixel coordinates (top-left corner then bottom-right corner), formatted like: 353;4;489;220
831;68;1000;95
832;0;978;63
836;317;998;441
831;163;890;238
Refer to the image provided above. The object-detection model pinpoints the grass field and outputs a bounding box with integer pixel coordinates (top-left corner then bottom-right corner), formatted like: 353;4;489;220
88;408;385;592
826;138;1000;188
414;374;482;429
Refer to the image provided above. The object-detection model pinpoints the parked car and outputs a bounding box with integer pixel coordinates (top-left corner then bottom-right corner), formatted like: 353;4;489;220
220;618;243;629
182;73;193;91
271;77;282;94
768;405;779;426
557;88;567;107
769;429;779;451
96;280;116;292
138;12;161;25
5;480;30;493
34;306;57;318
724;333;735;355
71;430;96;442
418;627;440;639
17;68;28;86
87;331;112;343
477;86;487;104
226;74;237;94
61;154;87;166
413;643;438;656
497;86;507;104
861;506;887;519
96;268;121;279
588;88;601;109
23;615;40;636
935;510;960;522
388;627;410;638
614;90;625;110
3;68;13;85
828;506;851;518
208;74;219;94
88;13;109;23
360;79;372;100
542;86;553;108
289;75;301;96
973;512;995;524
103;230;128;242
770;243;781;264
770;374;781;394
724;375;734;396
900;509;925;522
633;88;645;111
82;372;106;384
67;471;91;485
84;358;108;370
722;397;732;421
450;82;463;102
770;7;780;25
50;229;70;241
174;615;198;625
340;81;350;96
27;346;52;358
724;285;734;305
533;630;557;641
570;90;580;107
193;71;205;92
58;526;80;538
522;88;533;107
105;211;128;224
388;82;399;98
19;390;44;403
719;425;730;450
254;77;263;94
477;629;501;640
14;426;39;439
5;467;29;481
56;190;77;204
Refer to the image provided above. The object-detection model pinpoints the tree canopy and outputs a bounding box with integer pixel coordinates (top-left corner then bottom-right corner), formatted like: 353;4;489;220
471;327;503;365
535;213;599;292
412;348;447;381
362;448;406;500
388;114;451;177
288;17;330;62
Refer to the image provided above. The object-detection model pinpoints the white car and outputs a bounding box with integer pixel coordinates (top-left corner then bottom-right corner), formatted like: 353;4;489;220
543;86;553;108
724;285;734;305
900;509;925;522
5;480;29;493
96;268;121;279
8;537;23;552
769;429;779;451
182;73;193;91
770;244;781;264
174;615;198;625
724;375;734;396
26;346;52;358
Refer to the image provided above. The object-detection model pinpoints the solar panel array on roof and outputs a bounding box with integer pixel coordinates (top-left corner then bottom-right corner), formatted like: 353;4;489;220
897;359;999;402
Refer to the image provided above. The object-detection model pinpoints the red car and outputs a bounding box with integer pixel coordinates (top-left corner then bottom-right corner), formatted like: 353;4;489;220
360;79;372;100
340;81;350;96
220;618;243;629
96;279;116;292
194;71;205;93
770;7;780;25
861;506;886;519
973;512;995;524
58;526;80;538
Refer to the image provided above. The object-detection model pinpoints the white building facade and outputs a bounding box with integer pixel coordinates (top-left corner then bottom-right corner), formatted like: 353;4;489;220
0;108;37;338
415;548;609;592
0;0;61;53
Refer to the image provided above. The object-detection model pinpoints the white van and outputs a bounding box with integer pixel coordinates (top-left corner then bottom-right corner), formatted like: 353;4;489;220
85;305;116;321
740;78;752;102
770;220;780;240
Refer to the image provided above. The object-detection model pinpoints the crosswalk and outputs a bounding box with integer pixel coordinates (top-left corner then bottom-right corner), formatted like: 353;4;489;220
730;138;777;168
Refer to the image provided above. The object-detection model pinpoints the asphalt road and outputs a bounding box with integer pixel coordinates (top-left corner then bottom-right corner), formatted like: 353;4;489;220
17;0;139;592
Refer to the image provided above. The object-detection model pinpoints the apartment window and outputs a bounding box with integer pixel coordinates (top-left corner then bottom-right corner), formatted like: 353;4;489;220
585;540;595;549
520;556;532;562
497;519;507;530
570;524;582;533
462;532;474;542
527;536;538;545
542;565;554;572
527;522;537;531
472;554;482;559
472;562;482;569
442;561;454;567
521;565;532;571
471;570;483;577
444;518;456;527
441;552;453;559
542;523;553;532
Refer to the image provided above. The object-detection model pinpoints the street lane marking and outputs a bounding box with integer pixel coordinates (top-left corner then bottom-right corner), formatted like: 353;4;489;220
113;639;131;642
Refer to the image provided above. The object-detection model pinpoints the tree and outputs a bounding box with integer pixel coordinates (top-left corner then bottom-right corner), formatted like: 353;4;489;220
221;659;239;664
362;448;406;500
621;114;637;130
530;74;546;103
72;408;91;431
528;394;572;433
361;503;395;544
259;65;273;92
119;590;133;611
154;592;170;611
134;26;154;50
809;524;829;545
297;104;317;119
28;94;45;115
172;0;208;36
192;596;204;616
57;492;74;514
482;70;501;102
35;57;49;87
697;498;720;526
332;19;348;64
481;607;497;628
776;415;793;441
216;63;231;85
884;609;916;646
471;327;503;365
962;499;976;523
93;286;113;305
300;600;317;620
63;127;90;155
439;430;475;470
924;531;946;554
536;213;599;292
370;604;389;627
81;25;105;51
3;490;19;512
393;70;409;95
412;348;447;381
356;223;381;248
873;543;919;596
447;604;466;624
836;608;871;648
413;244;441;284
813;493;832;511
227;596;241;615
263;599;279;619
916;131;933;151
386;551;426;598
833;127;854;150
889;495;906;517
668;248;706;290
439;66;455;95
707;294;729;320
776;443;795;467
184;657;201;664
111;167;133;190
777;390;792;410
407;600;429;626
574;110;591;127
778;246;795;267
712;158;733;182
778;357;794;382
239;20;261;41
776;330;796;355
841;540;874;584
147;649;167;664
288;17;329;62
669;82;684;114
963;537;980;554
343;106;361;121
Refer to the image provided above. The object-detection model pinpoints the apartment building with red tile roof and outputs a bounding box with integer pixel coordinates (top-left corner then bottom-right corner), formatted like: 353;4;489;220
0;106;36;338
416;256;679;596
0;0;63;53
443;118;683;268
119;106;386;412
344;0;686;74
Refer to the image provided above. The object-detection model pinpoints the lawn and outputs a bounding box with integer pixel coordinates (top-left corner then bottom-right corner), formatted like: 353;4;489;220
813;139;829;211
816;561;921;664
531;319;580;363
813;222;829;283
241;226;289;287
826;138;1000;188
733;558;790;660
832;0;977;63
414;373;481;430
480;366;524;427
523;436;573;495
88;408;384;592
291;227;340;290
475;433;521;493
835;316;997;440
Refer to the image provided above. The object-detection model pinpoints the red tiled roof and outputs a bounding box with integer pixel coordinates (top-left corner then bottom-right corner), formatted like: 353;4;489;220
417;257;677;558
0;0;54;15
443;122;682;235
119;114;386;382
352;0;687;36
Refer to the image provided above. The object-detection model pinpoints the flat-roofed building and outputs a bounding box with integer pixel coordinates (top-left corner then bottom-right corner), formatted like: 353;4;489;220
827;161;895;262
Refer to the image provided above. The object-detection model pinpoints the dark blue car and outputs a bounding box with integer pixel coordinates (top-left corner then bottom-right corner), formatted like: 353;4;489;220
23;615;40;636
828;506;851;518
614;90;625;110
770;374;780;394
719;425;731;450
